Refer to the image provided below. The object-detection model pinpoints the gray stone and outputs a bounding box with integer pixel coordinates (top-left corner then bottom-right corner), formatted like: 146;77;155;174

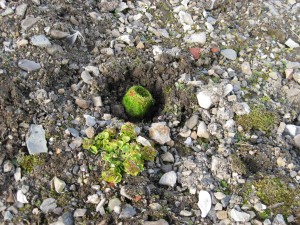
81;71;93;84
273;214;287;225
197;91;212;109
285;38;299;48
18;59;41;72
17;190;28;203
159;171;177;187
149;123;171;145
50;30;70;39
26;124;48;155
221;49;237;60
230;208;250;222
51;176;66;193
108;198;121;211
233;102;250;115
185;115;199;129
3;160;13;172
144;219;169;225
47;44;64;55
294;134;300;148
223;84;233;97
92;96;103;107
16;3;28;17
293;72;300;84
21;17;40;31
241;62;252;75
40;198;57;213
180;210;193;217
67;128;79;137
119;204;136;219
31;35;51;48
285;124;300;137
73;208;87;217
1;7;13;16
84;115;96;127
178;11;193;25
161;152;175;163
136;136;151;146
14;167;21;182
286;61;300;69
49;212;74;225
184;32;206;44
197;122;210;139
3;211;13;221
198;190;211;218
75;98;89;109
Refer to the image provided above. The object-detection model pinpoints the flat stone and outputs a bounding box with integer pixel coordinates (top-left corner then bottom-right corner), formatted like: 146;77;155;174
3;160;13;172
144;219;169;225
18;59;41;72
198;190;211;218
1;7;13;16
40;198;57;213
286;61;300;69
294;134;300;148
178;11;193;25
16;190;28;203
49;212;74;225
233;102;250;115
161;152;174;163
230;208;250;222
241;62;252;75
185;115;199;129
214;192;226;200
221;49;237;60
30;35;51;48
119;204;136;219
81;71;93;84
223;84;233;97
75;98;89;109
92;96;103;107
285;69;294;79
197;91;212;109
50;29;70;39
85;127;95;138
293;72;300;84
84;115;96;127
14;167;21;182
216;210;228;220
16;3;28;17
149;123;171;145
73;208;87;217
159;171;177;187
184;32;206;44
197;121;210;139
285;38;299;48
136;136;151;146
26;124;48;155
51;176;66;193
285;124;300;137
276;157;286;167
273;214;287;225
85;66;100;76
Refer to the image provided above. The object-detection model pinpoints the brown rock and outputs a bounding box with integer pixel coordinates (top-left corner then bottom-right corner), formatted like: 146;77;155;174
75;98;89;109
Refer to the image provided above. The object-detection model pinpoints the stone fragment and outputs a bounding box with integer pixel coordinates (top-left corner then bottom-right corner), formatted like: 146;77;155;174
144;219;169;225
178;11;193;25
161;152;175;163
108;198;121;212
3;160;13;172
1;7;13;16
293;72;300;84
221;49;237;60
85;127;95;138
233;102;250;115
159;171;177;187
180;210;192;216
92;96;103;107
50;30;70;39
216;210;228;220
285;124;300;137
18;59;41;72
185;115;199;129
84;115;96;127
30;35;51;48
273;214;287;225
85;66;100;76
197;122;210;139
253;203;266;212
40;198;57;213
241;62;252;75
136;136;151;146
184;32;206;44
149;123;171;145
286;61;300;69
197;91;212;109
285;38;299;48
285;69;294;79
75;98;89;109
119;204;136;219
49;212;74;225
230;208;250;222
214;192;226;200
17;39;29;47
16;3;28;17
198;190;211;218
17;190;28;203
294;134;300;148
26;124;48;155
86;194;100;204
276;157;286;167
51;176;66;193
223;84;233;97
14;167;21;182
73;208;87;217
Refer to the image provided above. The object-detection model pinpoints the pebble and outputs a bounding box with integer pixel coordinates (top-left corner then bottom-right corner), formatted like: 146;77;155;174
293;72;300;84
16;190;28;204
230;208;250;222
40;198;57;213
26;124;48;155
285;38;299;48
178;11;193;25
108;198;121;212
197;121;210;139
119;204;136;219
84;115;96;127
85;127;95;138
17;39;29;47
86;194;100;204
3;211;13;221
273;214;287;225
161;152;175;163
214;192;226;200
286;61;300;69
285;69;294;79
49;212;74;225
241;62;252;75
179;210;193;217
15;3;28;17
253;203;266;212
14;167;21;182
197;91;212;109
21;18;39;30
92;96;103;107
159;171;177;187
81;71;93;84
75;98;89;109
294;134;300;148
1;7;13;16
136;136;151;146
184;32;206;44
185;114;199;129
198;190;211;218
3;160;13;172
51;176;66;193
221;49;237;60
149;123;171;145
216;211;228;220
30;35;51;48
144;219;169;225
73;208;87;217
276;157;286;167
18;59;41;72
285;124;299;137
223;84;233;97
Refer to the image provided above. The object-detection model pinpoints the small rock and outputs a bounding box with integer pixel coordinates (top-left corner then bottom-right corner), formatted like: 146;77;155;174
18;59;41;72
50;30;70;39
197;91;212;109
285;69;294;79
197;122;210;139
241;62;252;75
293;72;300;84
3;160;13;172
144;219;169;225
233;102;250;115
276;157;286;167
84;115;96;127
161;152;175;163
223;84;233;97
221;49;237;60
136;136;151;146
108;198;121;212
149;123;171;145
92;96;103;107
184;32;206;44
198;190;211;218
273;214;287;225
119;204;136;219
51;176;66;193
16;3;28;17
14;167;21;182
180;210;192;217
1;7;13;16
30;35;51;48
253;203;266;212
189;47;202;60
216;211;228;220
86;194;100;204
230;208;250;222
214;192;226;200
73;208;87;217
286;61;300;69
49;212;74;225
26;124;48;155
136;42;144;49
285;124;300;137
285;38;299;48
178;11;193;25
159;171;177;187
3;211;13;221
294;134;300;148
85;127;95;138
21;17;39;30
81;71;93;84
16;190;28;203
185;115;199;129
40;198;57;213
117;35;133;45
75;98;89;109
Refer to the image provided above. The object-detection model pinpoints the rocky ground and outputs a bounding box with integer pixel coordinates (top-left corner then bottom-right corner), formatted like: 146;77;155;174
0;0;300;224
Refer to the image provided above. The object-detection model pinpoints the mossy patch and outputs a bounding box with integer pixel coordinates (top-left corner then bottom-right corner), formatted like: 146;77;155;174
17;154;46;173
231;154;247;175
236;105;277;132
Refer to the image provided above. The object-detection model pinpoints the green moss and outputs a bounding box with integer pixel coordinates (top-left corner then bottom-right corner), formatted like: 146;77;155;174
236;105;277;132
231;154;247;175
17;154;45;173
122;85;155;118
259;209;271;220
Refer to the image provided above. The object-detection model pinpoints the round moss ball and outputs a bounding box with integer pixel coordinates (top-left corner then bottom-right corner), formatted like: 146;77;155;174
122;85;155;118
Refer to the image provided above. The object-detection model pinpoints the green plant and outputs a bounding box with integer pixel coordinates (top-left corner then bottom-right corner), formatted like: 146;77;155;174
122;86;155;118
82;123;157;184
17;154;45;173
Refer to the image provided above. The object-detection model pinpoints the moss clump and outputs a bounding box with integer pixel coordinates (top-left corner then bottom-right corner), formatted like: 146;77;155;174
17;154;45;173
231;154;247;175
122;85;155;118
236;105;277;132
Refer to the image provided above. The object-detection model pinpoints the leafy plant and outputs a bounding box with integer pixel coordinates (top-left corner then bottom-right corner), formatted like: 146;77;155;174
82;123;157;184
122;86;155;118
